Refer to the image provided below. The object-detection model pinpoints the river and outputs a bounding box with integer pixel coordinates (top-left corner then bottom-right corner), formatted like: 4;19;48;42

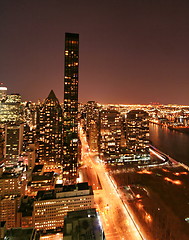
149;123;189;165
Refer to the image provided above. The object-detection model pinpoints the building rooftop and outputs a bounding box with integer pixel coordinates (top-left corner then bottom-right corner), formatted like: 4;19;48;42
5;228;39;240
32;165;44;174
31;172;54;182
63;182;89;192
64;208;105;240
0;172;20;179
36;182;93;201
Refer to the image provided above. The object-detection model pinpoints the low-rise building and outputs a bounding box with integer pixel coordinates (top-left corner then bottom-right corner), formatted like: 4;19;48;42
0;196;20;229
0;172;25;197
33;182;94;231
27;172;55;196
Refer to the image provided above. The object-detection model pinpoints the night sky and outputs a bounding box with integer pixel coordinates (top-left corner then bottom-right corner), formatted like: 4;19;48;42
0;1;189;104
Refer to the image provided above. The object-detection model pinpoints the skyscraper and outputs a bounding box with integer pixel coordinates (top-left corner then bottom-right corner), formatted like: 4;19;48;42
63;33;79;183
99;109;123;165
125;110;150;163
0;84;7;101
38;90;63;168
4;124;24;166
0;89;22;124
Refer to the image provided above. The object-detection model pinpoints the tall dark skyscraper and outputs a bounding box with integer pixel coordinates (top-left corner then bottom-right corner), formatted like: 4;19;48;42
63;32;79;183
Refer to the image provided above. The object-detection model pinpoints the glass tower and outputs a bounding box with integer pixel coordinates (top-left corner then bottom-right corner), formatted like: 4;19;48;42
63;32;79;183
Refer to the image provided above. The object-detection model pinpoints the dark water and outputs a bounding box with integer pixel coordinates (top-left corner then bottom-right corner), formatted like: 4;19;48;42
149;123;189;165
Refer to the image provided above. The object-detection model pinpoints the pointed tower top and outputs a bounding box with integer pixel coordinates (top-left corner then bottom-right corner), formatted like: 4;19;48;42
47;90;57;100
44;90;60;106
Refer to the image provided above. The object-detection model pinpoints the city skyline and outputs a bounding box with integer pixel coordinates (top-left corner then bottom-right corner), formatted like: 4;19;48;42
0;0;189;104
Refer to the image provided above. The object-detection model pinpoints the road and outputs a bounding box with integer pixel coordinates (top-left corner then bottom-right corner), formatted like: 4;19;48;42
79;127;149;240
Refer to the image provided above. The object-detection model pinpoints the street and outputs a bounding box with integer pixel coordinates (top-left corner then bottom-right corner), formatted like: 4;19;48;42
79;127;149;240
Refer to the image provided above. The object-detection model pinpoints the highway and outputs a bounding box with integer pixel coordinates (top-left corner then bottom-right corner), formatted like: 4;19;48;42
79;127;150;240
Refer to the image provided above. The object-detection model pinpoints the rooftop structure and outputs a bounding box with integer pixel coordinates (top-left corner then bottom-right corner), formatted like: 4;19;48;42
64;208;105;240
4;227;39;240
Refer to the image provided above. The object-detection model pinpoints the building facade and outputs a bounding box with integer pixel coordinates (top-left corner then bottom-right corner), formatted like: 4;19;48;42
0;92;22;124
33;182;94;231
4;124;24;166
37;90;63;169
63;32;79;183
0;169;25;229
125;110;150;163
99;109;123;165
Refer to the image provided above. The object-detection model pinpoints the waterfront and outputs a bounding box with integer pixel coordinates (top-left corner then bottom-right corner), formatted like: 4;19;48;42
150;123;189;166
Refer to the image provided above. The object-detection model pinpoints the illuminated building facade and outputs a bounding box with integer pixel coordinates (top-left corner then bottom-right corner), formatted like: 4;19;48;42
38;90;63;168
99;109;123;165
125;110;150;163
4;124;24;166
88;120;99;152
63;33;79;183
84;101;100;152
0;85;7;101
0;172;25;197
0;197;19;228
24;144;36;171
0;172;25;229
0;128;4;160
0;92;22;124
33;182;94;231
27;172;55;195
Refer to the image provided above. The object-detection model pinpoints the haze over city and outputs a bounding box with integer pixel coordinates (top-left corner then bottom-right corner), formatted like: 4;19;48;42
0;0;189;104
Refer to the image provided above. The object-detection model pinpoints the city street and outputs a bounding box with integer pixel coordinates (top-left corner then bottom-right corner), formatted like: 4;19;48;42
79;127;149;240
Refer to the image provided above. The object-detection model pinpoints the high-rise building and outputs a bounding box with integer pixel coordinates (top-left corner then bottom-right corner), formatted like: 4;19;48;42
0;197;19;229
99;109;123;165
0;172;25;197
0;85;7;101
0;127;4;160
84;101;100;152
0;89;22;124
63;33;79;183
4;124;24;166
0;172;25;229
38;90;63;169
125;110;150;163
